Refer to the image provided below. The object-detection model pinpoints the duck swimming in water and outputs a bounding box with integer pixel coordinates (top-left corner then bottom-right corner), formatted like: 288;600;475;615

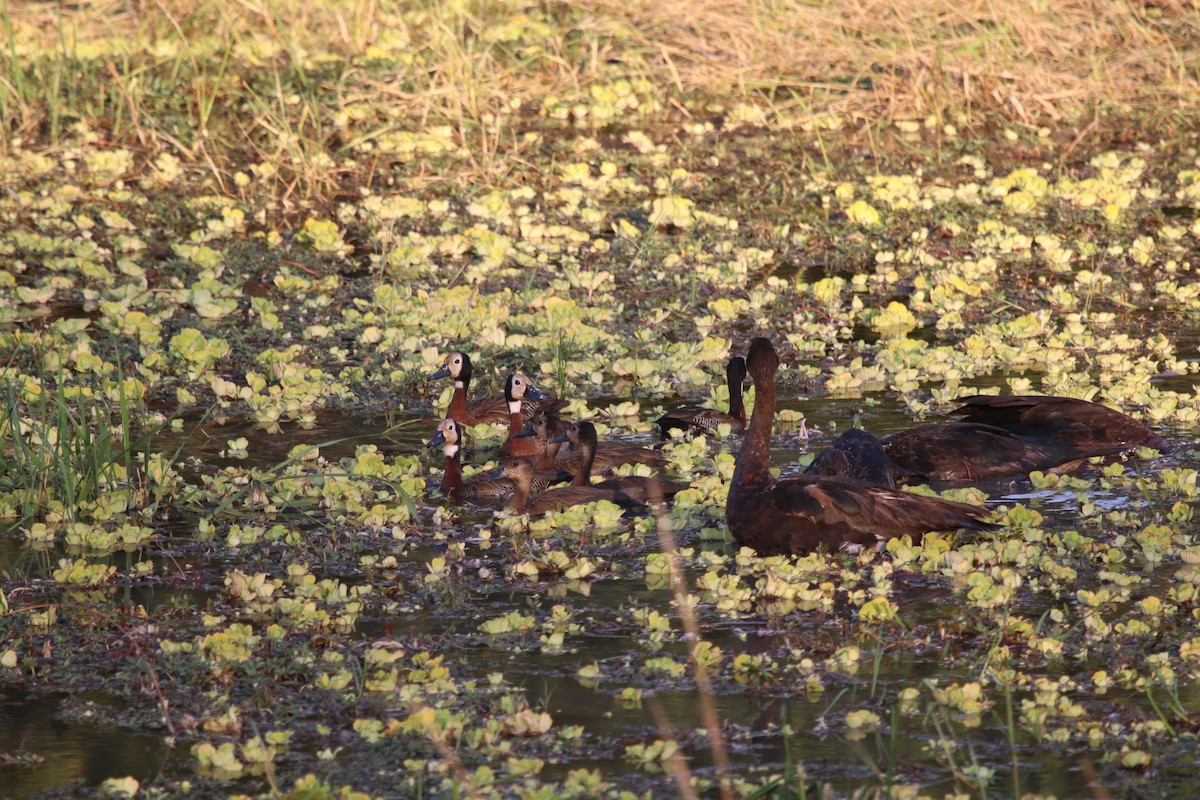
726;338;996;554
804;428;899;489
553;420;666;477
427;419;567;503
498;374;548;458
883;422;1130;482
951;394;1168;452
554;421;689;502
657;356;748;438
431;352;565;426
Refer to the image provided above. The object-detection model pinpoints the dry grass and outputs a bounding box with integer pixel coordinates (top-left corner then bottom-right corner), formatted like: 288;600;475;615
4;0;1197;202
598;0;1200;126
8;0;1196;126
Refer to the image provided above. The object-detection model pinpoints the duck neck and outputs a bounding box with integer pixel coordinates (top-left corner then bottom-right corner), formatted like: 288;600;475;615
507;400;524;439
508;470;532;513
441;445;464;500
537;441;559;472
573;441;595;487
447;372;470;422
733;371;775;490
728;373;746;425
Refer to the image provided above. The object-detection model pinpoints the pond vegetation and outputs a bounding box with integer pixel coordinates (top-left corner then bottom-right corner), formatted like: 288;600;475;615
3;1;1200;798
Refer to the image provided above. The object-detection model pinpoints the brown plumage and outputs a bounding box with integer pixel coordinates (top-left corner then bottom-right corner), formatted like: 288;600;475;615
952;394;1168;453
804;428;899;489
657;356;748;437
431;352;566;425
727;338;997;555
554;421;666;477
559;422;689;501
516;411;569;470
427;419;567;503
493;458;632;515
883;422;1129;482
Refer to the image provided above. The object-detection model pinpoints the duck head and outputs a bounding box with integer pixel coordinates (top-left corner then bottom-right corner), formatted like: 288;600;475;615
431;352;473;386
746;338;779;383
504;373;546;410
487;457;535;482
551;420;598;448
427;418;462;452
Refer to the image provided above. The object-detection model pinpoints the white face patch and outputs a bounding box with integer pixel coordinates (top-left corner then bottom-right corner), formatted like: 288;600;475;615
454;380;464;389
508;400;522;414
444;444;460;458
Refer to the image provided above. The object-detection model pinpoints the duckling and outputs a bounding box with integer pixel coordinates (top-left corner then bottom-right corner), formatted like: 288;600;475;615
431;352;565;425
657;356;748;438
804;428;899;489
883;422;1129;482
727;338;996;555
952;394;1168;452
558;421;690;502
553;421;666;477
498;374;548;458
427;419;567;503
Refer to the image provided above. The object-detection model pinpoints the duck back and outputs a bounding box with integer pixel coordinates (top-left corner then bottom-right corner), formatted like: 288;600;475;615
953;394;1168;452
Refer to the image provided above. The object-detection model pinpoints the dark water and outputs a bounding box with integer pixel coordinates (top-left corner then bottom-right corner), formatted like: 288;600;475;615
0;690;169;798
1;392;1197;799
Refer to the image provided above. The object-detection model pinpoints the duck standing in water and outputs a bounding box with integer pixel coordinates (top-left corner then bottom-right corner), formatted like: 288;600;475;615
431;351;565;425
727;338;996;555
427;419;567;503
657;355;748;438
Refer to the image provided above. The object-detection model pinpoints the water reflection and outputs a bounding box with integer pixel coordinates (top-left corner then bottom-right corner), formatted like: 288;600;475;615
0;690;169;798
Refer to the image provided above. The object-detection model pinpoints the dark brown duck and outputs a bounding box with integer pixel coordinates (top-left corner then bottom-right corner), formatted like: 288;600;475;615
555;421;689;502
554;423;665;477
952;394;1168;452
726;338;996;555
804;428;899;489
883;422;1129;482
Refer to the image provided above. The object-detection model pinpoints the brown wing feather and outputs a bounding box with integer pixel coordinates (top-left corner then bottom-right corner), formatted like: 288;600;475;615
526;486;621;515
559;443;665;476
468;394;568;426
885;422;1128;481
595;476;689;501
733;475;995;554
954;395;1167;451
